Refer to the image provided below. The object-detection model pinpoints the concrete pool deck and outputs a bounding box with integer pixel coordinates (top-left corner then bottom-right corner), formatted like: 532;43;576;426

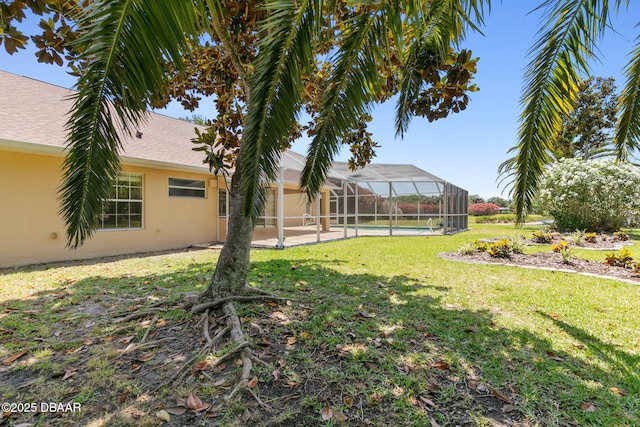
196;225;446;250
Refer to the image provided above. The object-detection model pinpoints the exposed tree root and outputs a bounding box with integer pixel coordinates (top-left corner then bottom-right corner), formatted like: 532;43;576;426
191;295;290;314
114;308;165;324
223;301;253;383
241;284;272;295
118;337;176;355
245;386;273;412
141;314;159;343
117;287;281;413
156;296;275;412
157;341;215;392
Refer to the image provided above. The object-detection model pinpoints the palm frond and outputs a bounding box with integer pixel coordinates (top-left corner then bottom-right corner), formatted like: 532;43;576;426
241;0;321;218
300;4;396;199
60;0;203;248
615;36;640;161
507;0;610;223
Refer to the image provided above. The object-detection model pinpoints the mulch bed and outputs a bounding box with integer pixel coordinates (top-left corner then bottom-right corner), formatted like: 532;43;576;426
440;233;640;284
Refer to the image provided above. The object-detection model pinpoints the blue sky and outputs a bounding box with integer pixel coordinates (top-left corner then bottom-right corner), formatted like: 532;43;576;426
1;3;637;199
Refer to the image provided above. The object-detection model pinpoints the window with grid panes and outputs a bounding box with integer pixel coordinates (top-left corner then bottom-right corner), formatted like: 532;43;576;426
98;173;143;230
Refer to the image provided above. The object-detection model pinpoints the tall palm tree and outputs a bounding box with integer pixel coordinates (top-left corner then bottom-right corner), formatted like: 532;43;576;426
499;0;640;222
61;0;490;300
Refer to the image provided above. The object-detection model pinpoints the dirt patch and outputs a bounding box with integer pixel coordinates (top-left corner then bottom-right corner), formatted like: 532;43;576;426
0;296;526;426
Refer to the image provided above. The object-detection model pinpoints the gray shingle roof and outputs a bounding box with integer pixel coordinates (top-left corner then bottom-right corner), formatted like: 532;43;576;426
1;70;463;194
0;70;210;171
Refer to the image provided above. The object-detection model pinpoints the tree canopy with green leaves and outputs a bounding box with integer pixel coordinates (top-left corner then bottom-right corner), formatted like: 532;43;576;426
551;77;618;161
2;0;488;396
3;0;484;295
5;1;640;227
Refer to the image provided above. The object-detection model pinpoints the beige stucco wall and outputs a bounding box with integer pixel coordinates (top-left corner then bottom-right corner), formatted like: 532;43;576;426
216;185;332;242
282;190;331;230
0;150;218;268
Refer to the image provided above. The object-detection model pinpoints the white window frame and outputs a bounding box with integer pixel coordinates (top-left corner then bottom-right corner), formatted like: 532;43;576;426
97;173;143;231
168;177;206;198
218;189;228;217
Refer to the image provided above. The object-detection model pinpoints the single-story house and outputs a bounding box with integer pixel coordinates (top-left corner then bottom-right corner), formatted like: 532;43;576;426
0;70;467;268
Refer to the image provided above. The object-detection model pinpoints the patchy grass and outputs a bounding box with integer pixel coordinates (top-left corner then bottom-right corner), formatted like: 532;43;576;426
1;224;639;426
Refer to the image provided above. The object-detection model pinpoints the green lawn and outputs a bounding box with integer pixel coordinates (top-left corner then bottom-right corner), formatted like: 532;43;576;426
1;223;638;426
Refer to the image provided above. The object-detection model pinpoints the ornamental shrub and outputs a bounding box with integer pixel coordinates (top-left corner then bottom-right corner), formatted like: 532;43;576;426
539;159;640;232
468;203;500;216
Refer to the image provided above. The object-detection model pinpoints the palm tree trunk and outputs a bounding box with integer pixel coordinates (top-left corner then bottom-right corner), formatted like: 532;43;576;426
205;147;254;299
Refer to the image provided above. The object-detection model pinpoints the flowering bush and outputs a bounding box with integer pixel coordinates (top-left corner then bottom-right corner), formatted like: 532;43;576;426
539;159;640;232
468;203;500;216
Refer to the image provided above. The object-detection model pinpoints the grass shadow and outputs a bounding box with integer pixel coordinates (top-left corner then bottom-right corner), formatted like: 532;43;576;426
0;250;638;426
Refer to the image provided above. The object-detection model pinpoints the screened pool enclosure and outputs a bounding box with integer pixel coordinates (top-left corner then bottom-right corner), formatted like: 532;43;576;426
247;151;469;248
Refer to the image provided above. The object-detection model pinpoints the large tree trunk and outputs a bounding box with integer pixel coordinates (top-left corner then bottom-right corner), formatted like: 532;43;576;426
205;149;255;299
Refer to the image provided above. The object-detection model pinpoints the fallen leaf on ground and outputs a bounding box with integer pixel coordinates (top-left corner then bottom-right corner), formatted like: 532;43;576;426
272;369;281;381
334;410;347;421
137;354;155;362
545;351;564;362
65;346;84;355
247;376;258;388
431;361;449;370
419;396;436;408
429;417;442;427
2;350;27;365
609;387;626;396
503;404;514;413
191;360;210;373
165;406;187;415
186;394;204;411
491;388;513;404
321;407;333;421
426;378;440;392
155;410;170;422
344;397;353;407
122;407;146;418
581;402;596;412
120;336;134;344
62;367;78;380
287;337;297;345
